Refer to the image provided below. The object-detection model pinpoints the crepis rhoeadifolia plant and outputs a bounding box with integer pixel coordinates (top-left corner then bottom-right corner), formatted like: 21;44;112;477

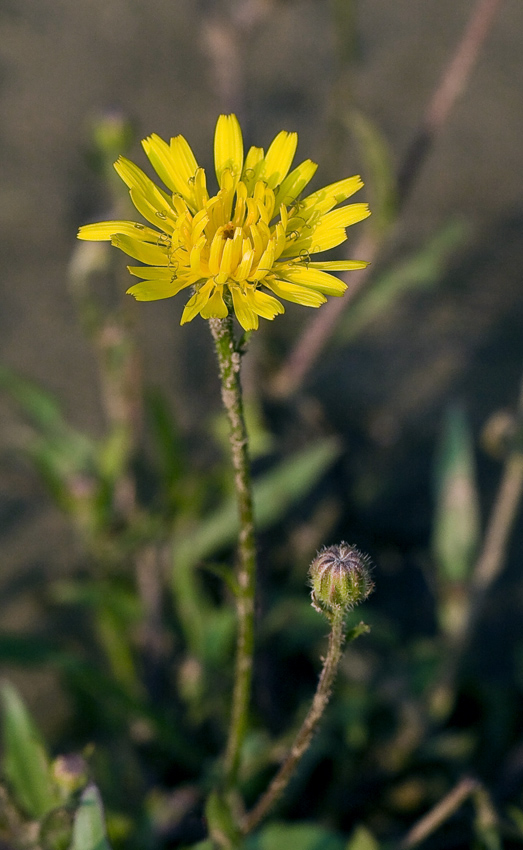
78;113;373;843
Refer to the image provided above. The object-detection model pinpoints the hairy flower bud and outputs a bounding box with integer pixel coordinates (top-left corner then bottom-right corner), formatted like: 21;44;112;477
309;542;374;617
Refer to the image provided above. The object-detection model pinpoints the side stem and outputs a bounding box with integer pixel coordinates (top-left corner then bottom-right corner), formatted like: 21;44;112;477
242;611;357;834
209;316;257;790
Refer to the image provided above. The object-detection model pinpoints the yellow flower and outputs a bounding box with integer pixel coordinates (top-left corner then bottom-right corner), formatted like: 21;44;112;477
78;115;370;332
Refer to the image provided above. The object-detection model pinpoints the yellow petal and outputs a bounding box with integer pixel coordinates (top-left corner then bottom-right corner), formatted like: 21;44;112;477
273;159;318;208
111;233;170;265
319;203;371;230
114;157;178;228
200;286;228;319
127;265;179;279
280;266;347;295
230;288;259;331
247;288;285;320
264;278;326;308
259;131;298;188
78;221;162;242
169;134;200;205
300;176;364;215
251;239;275;282
214;114;244;190
180;280;214;324
242;146;264;191
128;188;177;232
142;133;180;193
170;134;198;174
127;277;194;301
306;260;369;270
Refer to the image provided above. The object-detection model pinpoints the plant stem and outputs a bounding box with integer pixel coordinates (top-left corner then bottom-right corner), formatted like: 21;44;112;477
209;316;257;790
242;611;361;834
400;776;480;849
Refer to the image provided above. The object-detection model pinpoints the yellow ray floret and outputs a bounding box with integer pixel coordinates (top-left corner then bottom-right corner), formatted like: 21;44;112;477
77;114;371;332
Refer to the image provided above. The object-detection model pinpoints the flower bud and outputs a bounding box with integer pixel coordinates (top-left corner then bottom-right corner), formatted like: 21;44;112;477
309;542;373;617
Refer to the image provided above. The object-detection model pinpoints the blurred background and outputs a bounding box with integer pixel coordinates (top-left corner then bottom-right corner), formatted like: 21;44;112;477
1;1;523;847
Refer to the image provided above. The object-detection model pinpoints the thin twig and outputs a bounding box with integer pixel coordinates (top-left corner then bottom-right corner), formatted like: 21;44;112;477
209;316;257;790
271;0;504;398
242;616;367;834
400;776;479;849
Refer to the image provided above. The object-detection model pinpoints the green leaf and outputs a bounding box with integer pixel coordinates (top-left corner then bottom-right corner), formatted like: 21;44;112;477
205;790;241;849
507;805;523;835
174;438;341;573
171;439;341;658
331;0;358;66
335;219;469;345
71;784;112;850
145;388;187;503
348;110;397;236
245;821;345;850
0;365;63;430
1;681;59;818
432;405;481;584
345;825;380;850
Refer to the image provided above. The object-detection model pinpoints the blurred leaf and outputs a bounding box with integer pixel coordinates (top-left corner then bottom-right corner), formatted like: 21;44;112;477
432;405;481;584
331;0;358;66
0;365;96;468
201;607;236;668
1;681;59;819
171;439;341;658
507;805;523;835
347;110;397;236
346;825;380;850
97;425;132;484
473;786;501;850
205;791;240;849
174;438;341;573
145;388;188;507
52;579;141;621
245;821;345;850
0;633;63;666
71;784;112;850
94;606;144;699
0;365;63;430
336;219;469;344
40;806;75;850
52;580;143;698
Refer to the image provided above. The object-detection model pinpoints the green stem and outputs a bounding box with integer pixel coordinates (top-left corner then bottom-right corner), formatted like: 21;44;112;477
242;611;361;834
209;316;256;790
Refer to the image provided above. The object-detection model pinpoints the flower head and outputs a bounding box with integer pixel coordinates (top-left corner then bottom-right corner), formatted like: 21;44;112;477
309;542;374;618
78;115;370;331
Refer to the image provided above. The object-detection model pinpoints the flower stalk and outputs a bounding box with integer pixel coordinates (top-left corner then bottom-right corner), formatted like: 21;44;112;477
209;314;256;789
242;614;369;834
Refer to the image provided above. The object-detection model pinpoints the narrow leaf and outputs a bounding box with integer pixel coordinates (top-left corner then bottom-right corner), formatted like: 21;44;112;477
71;784;112;850
432;405;481;583
1;681;58;818
174;438;341;572
336;219;469;344
346;825;380;850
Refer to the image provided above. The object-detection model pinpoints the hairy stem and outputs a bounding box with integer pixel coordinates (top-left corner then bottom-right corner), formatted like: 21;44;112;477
242;612;363;834
209;316;257;790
